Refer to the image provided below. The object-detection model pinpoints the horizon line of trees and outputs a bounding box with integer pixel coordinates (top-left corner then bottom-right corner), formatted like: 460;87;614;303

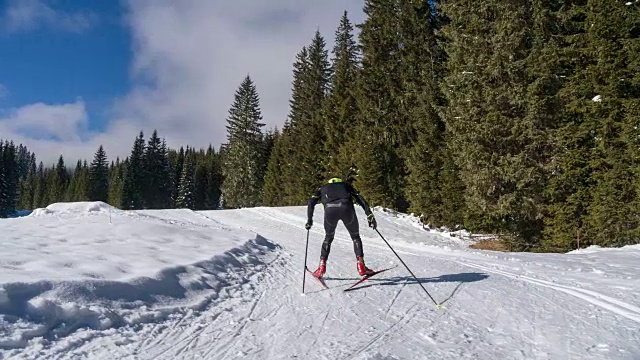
2;1;639;253
0;132;224;214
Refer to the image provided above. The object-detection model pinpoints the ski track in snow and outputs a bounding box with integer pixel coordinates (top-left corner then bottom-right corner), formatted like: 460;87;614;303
456;261;640;324
250;206;640;324
1;204;639;359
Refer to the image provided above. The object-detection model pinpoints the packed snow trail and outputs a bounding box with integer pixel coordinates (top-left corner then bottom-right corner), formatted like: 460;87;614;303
1;203;639;359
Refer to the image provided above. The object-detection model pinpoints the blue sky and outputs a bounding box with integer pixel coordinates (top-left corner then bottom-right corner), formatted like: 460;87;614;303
0;1;130;133
0;0;364;164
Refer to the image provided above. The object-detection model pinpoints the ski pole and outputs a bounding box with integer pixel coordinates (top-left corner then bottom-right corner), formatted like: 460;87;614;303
302;229;310;293
375;229;441;307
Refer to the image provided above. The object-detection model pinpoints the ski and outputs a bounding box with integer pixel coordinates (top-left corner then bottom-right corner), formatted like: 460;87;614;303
343;265;398;292
305;266;329;289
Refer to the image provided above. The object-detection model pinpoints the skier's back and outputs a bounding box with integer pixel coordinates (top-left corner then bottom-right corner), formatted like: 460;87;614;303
306;176;377;277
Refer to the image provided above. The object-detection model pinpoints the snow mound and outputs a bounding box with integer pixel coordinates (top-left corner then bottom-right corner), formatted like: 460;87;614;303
370;206;474;247
568;244;640;254
28;208;53;216
30;202;119;217
0;235;280;350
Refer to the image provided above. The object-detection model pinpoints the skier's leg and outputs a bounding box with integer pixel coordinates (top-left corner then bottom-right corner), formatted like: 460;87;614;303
321;207;340;260
343;207;374;275
342;207;363;259
313;207;340;277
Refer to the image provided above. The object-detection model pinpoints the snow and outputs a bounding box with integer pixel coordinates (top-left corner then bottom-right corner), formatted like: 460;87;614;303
1;202;639;359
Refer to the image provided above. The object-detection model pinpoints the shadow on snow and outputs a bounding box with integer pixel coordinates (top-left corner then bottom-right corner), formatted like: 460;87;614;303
322;272;490;304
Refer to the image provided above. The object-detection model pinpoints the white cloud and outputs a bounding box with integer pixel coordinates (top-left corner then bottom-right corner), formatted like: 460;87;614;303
114;0;365;151
1;2;365;166
1;0;96;33
0;100;88;142
0;100;137;165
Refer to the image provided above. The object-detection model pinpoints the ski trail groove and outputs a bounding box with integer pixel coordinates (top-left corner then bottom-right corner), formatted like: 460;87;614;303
213;291;267;360
345;304;417;360
141;310;192;354
460;261;640;324
302;309;331;358
384;280;407;316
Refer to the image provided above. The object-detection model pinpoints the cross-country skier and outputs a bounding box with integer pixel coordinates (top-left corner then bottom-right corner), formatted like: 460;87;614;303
306;176;377;278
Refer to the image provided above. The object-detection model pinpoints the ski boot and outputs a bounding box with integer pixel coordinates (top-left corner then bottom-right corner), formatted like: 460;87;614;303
312;259;326;278
356;256;375;276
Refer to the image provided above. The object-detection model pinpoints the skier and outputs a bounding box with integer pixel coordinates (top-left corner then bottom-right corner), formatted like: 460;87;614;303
305;176;377;278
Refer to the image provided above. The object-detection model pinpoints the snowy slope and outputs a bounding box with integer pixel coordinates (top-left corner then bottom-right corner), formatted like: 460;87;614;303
1;202;639;359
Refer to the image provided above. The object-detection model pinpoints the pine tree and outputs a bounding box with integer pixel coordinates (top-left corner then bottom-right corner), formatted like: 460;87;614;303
262;127;289;206
88;145;109;202
222;75;266;208
262;128;278;173
173;146;186;205
143;131;160;208
122;132;146;209
142;131;173;209
538;0;593;251
193;160;208;210
440;0;549;249
206;150;223;209
324;11;361;176
353;0;411;211
176;154;195;209
621;0;640;244
46;155;69;205
162;139;176;207
581;0;640;247
18;163;36;210
540;0;640;251
2;141;20;216
264;48;310;205
278;31;332;204
438;146;466;227
343;125;389;206
298;30;332;193
15;144;32;180
399;0;454;227
33;162;46;208
108;158;126;208
66;160;89;202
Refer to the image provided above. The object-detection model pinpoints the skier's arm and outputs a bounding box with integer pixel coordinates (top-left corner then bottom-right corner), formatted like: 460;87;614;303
307;189;321;221
348;184;377;229
348;185;372;216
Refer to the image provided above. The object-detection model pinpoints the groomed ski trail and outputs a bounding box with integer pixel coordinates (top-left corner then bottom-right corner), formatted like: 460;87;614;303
2;206;639;359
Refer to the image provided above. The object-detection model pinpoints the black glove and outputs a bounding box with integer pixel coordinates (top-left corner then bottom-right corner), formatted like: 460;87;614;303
305;220;312;230
367;213;377;230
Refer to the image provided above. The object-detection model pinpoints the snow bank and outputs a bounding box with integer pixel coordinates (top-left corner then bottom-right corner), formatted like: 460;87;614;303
368;206;475;248
30;201;119;217
0;235;279;350
567;244;640;255
1;206;251;284
1;204;282;350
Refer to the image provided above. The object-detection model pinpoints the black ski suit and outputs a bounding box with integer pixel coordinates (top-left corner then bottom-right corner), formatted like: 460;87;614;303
307;180;375;261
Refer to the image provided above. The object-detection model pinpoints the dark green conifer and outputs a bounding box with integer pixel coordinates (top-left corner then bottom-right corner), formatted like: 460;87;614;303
222;75;266;208
89;145;109;202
